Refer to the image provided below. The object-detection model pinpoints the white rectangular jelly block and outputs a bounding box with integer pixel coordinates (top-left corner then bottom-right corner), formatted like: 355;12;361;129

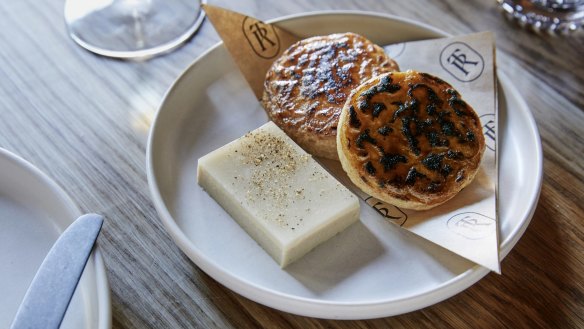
197;121;360;267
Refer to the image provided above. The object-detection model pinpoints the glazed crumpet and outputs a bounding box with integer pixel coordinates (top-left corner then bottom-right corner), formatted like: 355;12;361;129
262;33;399;160
337;70;485;210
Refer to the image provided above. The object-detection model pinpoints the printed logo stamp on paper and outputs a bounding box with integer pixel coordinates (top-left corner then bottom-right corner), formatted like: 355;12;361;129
480;113;496;152
440;42;484;82
365;197;408;226
384;42;406;59
242;17;281;59
447;212;496;240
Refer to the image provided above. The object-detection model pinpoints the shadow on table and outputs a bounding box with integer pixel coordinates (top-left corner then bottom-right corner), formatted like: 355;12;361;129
482;187;578;328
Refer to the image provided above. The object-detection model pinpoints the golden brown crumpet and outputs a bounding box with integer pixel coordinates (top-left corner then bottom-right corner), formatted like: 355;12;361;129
337;71;485;210
262;33;399;160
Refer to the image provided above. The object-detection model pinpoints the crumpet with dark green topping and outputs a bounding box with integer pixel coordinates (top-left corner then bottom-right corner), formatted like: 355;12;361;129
337;70;485;210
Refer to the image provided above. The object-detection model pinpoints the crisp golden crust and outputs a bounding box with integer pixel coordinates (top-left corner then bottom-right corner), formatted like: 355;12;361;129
337;71;485;210
262;33;399;160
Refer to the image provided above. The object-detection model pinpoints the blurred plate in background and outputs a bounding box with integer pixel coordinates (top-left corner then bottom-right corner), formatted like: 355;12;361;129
0;148;111;329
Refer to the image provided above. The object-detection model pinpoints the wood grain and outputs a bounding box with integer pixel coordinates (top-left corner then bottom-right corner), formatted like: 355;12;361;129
0;0;582;328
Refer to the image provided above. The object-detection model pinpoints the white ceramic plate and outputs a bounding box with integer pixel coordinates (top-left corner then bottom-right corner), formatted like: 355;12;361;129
147;12;542;319
0;148;111;328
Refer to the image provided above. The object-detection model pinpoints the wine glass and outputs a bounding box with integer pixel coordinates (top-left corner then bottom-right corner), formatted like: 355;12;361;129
64;0;206;59
498;0;584;33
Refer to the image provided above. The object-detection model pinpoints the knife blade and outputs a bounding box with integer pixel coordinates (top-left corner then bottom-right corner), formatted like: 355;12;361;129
10;213;104;329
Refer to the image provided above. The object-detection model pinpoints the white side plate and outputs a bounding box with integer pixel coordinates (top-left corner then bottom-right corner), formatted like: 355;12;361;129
0;148;111;328
147;12;542;319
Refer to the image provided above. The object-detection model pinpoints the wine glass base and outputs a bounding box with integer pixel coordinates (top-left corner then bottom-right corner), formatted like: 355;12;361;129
498;0;584;34
65;0;206;59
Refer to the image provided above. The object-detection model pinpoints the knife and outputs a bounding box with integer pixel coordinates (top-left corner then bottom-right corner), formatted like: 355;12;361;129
10;213;104;329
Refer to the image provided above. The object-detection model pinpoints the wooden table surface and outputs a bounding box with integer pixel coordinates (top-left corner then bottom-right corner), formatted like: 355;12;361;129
1;0;582;328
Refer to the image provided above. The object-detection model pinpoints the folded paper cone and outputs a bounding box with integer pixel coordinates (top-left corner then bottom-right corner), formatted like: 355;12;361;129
203;4;300;99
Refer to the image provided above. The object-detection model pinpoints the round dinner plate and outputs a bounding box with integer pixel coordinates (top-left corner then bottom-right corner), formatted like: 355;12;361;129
147;12;543;319
0;148;111;328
